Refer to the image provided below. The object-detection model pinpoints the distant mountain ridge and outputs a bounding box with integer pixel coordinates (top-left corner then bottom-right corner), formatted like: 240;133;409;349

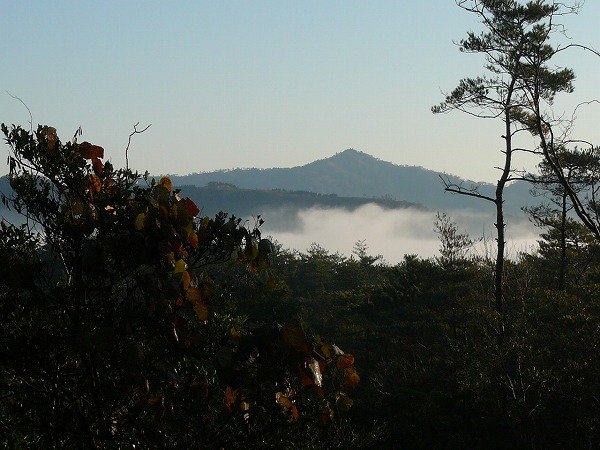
177;182;424;219
169;149;532;215
0;149;535;222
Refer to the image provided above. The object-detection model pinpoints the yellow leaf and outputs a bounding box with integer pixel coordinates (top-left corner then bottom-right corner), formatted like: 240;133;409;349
173;259;187;274
276;392;293;409
336;394;354;411
135;212;146;230
88;174;102;197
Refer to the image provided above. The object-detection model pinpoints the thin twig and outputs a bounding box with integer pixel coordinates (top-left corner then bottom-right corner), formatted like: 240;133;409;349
125;122;151;170
6;92;33;132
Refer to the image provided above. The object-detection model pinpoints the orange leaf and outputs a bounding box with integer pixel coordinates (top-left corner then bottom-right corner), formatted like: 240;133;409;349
46;127;58;150
225;387;237;413
187;231;199;248
194;300;208;321
79;142;104;159
185;286;201;303
336;353;354;369
290;404;299;421
343;367;360;388
181;271;191;289
184;198;200;218
159;176;172;192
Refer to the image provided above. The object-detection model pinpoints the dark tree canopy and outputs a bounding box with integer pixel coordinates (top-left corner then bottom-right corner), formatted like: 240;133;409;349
0;124;358;448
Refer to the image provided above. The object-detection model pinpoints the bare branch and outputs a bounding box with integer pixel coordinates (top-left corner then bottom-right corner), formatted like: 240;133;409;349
125;122;152;171
439;174;496;203
6;92;33;132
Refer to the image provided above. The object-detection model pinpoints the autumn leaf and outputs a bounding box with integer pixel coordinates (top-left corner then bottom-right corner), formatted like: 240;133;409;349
314;335;332;361
77;142;104;174
185;286;201;303
343;367;360;388
180;270;191;289
290;404;299;422
187;230;199;248
78;142;104;159
45;127;58;150
135;212;147;230
165;251;175;263
183;198;200;218
159;176;172;192
336;394;354;411
173;259;187;274
88;174;102;196
225;387;237;413
276;392;293;409
194;300;208;321
91;156;103;174
336;353;354;369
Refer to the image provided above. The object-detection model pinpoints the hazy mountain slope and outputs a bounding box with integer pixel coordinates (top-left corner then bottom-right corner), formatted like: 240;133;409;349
181;182;425;218
170;149;532;214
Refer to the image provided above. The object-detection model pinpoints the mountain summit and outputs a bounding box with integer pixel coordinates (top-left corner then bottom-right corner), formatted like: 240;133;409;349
169;148;531;212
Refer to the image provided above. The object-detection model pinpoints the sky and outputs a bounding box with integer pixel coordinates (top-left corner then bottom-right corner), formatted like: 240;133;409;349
2;1;600;184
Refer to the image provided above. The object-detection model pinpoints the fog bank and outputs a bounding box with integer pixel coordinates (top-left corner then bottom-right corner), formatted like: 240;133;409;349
259;204;541;264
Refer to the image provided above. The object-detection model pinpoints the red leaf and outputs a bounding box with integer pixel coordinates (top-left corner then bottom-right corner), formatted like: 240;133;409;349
184;198;200;218
79;142;104;159
91;156;104;174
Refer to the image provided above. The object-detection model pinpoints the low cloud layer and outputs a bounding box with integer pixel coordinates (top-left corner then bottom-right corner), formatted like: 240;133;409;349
259;204;541;264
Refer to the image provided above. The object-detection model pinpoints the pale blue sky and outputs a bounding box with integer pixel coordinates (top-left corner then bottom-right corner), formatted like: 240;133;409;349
2;1;599;183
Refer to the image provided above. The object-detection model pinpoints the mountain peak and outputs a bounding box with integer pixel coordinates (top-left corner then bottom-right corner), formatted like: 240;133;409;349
308;148;382;169
331;148;377;161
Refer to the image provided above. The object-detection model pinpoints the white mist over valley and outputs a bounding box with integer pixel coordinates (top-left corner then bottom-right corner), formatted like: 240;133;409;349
259;204;540;264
